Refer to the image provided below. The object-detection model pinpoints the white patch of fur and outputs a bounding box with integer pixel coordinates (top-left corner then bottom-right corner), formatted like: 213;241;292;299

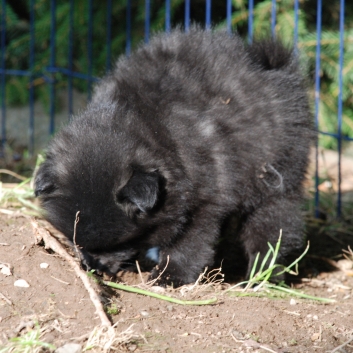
198;120;215;137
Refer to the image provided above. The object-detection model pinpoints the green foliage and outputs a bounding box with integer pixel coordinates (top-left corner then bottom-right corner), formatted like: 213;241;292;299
226;0;353;149
106;302;120;315
0;324;55;353
226;231;334;303
1;0;184;108
1;1;353;149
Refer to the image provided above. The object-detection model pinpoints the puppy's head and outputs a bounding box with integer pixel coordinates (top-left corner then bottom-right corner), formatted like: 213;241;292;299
34;104;165;272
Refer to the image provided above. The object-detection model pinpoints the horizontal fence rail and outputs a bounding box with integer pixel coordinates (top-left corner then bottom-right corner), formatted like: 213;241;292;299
0;0;349;217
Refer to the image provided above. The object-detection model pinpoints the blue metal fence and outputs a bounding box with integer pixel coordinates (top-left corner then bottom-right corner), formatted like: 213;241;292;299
0;1;349;217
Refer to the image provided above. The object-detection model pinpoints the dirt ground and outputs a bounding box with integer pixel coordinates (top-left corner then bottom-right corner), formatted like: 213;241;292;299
0;211;352;353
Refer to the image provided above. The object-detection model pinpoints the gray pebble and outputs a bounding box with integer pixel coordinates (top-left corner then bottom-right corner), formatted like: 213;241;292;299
55;343;82;353
230;329;244;340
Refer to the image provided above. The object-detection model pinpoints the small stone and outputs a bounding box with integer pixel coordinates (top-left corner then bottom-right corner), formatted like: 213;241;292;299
40;263;49;269
0;264;12;276
55;343;82;353
289;298;296;305
313;315;318;320
150;286;165;294
167;305;174;311
14;279;29;288
311;333;320;342
231;330;244;340
140;310;149;317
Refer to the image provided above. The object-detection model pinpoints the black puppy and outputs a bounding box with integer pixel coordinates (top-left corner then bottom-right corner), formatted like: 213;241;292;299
35;28;314;286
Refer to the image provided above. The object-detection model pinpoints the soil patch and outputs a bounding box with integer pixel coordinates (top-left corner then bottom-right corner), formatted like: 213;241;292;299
0;213;353;352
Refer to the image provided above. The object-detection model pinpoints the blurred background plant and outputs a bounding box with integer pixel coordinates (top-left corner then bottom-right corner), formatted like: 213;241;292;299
2;0;353;149
225;0;353;150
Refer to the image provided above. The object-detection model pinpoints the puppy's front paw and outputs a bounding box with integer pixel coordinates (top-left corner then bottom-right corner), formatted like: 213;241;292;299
148;267;185;288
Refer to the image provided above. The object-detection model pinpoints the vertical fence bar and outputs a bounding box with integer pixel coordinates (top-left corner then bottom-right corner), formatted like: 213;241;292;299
184;0;190;32
337;0;345;217
126;0;131;55
294;0;299;50
226;0;232;34
49;0;56;135
145;0;150;43
314;0;322;218
29;0;35;154
0;0;6;153
106;0;112;71
205;0;211;30
68;0;74;119
271;0;276;38
248;0;254;43
87;0;93;100
165;0;171;33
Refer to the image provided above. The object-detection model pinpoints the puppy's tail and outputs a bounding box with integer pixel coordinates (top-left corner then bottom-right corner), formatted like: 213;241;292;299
246;38;297;73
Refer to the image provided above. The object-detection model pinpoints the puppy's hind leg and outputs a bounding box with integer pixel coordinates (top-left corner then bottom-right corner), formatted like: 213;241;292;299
239;197;305;282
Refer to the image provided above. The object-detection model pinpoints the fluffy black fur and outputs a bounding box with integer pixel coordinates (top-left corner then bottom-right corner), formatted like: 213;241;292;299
35;28;315;286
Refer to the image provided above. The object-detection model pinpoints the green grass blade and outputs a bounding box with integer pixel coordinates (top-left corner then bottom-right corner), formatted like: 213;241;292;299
275;241;310;277
104;281;217;305
266;284;335;303
249;252;260;280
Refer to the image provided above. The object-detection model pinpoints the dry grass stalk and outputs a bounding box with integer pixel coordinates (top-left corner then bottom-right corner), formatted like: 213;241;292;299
331;336;353;353
0;292;12;306
85;323;141;352
144;255;170;287
0;169;28;181
135;260;145;285
343;245;353;262
31;220;112;327
179;266;224;297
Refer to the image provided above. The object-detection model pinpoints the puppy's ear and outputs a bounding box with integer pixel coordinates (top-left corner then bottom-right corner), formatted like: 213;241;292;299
34;163;57;197
117;169;163;217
